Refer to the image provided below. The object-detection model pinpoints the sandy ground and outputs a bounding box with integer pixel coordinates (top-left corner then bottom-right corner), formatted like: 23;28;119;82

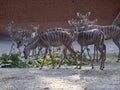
0;61;120;90
0;35;120;90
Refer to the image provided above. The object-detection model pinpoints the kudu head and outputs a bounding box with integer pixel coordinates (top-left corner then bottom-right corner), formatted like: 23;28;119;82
77;12;98;30
31;25;40;31
15;30;26;48
31;24;40;38
68;19;80;32
68;19;80;41
5;21;15;37
5;21;15;30
77;12;91;26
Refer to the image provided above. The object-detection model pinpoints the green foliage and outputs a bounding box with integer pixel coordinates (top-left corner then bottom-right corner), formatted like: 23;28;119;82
82;53;90;65
65;51;89;65
37;50;62;66
0;50;89;68
37;55;52;66
0;53;12;68
9;53;21;67
0;53;40;68
0;53;21;68
65;53;76;65
52;50;62;65
22;59;40;68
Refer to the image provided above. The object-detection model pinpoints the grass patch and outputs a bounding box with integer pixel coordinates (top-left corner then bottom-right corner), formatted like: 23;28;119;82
106;53;118;59
105;53;118;65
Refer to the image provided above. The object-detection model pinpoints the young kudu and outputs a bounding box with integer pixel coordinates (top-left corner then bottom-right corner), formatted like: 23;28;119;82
5;21;40;56
68;19;106;70
23;25;40;58
77;12;100;61
24;28;78;69
5;21;25;55
77;12;120;62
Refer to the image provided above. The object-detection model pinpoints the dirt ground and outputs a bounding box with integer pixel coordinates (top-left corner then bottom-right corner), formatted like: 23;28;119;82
0;58;120;90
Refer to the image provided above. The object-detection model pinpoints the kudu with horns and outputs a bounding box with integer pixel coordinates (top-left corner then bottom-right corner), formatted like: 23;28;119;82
77;12;120;62
68;19;106;70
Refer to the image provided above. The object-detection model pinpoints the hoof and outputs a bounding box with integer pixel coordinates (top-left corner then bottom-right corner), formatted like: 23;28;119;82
52;67;55;69
100;68;104;70
57;67;60;69
39;67;43;70
116;58;120;62
74;66;81;69
116;60;120;62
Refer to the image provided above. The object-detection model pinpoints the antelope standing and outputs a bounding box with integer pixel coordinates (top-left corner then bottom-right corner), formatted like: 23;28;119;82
68;19;106;70
77;12;100;61
5;21;25;55
24;28;78;69
77;12;120;62
5;21;40;56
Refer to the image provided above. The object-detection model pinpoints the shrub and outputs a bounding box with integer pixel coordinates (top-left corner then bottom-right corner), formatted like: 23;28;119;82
22;59;40;68
0;53;21;68
37;50;62;66
0;53;40;68
65;51;89;65
0;50;89;68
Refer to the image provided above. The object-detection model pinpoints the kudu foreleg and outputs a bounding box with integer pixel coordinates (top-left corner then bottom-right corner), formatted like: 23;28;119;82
9;42;15;55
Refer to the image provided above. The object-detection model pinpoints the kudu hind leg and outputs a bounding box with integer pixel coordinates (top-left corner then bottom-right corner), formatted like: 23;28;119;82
9;43;14;55
99;44;106;70
39;48;48;70
79;46;85;69
57;48;67;69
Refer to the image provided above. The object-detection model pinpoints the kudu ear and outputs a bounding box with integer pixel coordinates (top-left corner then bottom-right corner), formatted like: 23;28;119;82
31;24;40;28
35;25;40;30
92;19;98;24
74;19;79;25
85;12;91;17
68;20;72;25
88;18;98;25
77;12;82;18
10;21;15;24
94;19;98;22
37;25;40;28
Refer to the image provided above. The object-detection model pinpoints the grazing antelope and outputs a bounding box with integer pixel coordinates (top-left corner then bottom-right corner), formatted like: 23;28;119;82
24;28;78;69
22;25;40;58
77;12;120;62
68;19;106;70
